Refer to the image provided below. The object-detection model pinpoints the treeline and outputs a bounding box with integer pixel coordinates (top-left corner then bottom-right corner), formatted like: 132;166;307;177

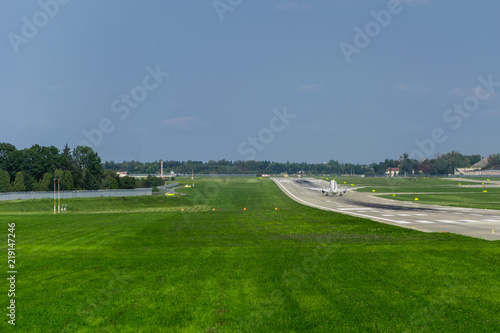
484;154;500;170
0;143;164;192
0;141;494;193
104;152;484;176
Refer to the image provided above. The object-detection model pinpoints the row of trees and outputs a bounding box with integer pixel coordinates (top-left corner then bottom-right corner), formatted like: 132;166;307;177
104;152;485;177
1;141;496;193
484;154;500;170
0;143;103;192
0;143;170;193
369;152;483;176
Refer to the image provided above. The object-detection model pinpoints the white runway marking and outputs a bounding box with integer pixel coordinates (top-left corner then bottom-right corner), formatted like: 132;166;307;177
437;220;457;223
416;220;434;224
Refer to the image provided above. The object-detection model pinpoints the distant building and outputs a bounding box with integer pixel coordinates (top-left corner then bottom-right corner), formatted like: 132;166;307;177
261;174;271;177
117;171;128;177
455;157;489;175
386;167;399;177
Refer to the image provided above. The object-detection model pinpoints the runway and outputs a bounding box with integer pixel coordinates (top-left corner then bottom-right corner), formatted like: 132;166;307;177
273;177;500;241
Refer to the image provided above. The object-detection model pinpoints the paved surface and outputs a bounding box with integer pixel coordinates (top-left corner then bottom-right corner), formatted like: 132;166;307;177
273;177;500;241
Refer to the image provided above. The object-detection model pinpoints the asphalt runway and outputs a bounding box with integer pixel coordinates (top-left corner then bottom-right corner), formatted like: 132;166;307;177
273;177;500;241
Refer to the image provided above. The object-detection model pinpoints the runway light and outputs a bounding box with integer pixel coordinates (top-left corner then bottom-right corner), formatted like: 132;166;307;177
442;230;444;233
181;208;184;211
413;225;415;229
244;208;246;211
275;207;278;210
212;208;215;211
493;230;495;234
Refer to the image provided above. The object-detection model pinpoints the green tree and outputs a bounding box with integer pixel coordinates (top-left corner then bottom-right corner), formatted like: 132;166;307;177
54;168;64;182
83;173;99;190
101;175;119;189
0;170;10;192
119;176;136;189
22;171;34;191
11;172;25;192
35;173;53;191
62;170;74;190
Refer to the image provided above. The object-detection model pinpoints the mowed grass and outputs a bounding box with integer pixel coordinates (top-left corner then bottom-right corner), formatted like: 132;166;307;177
1;178;499;332
381;190;500;210
317;176;500;209
325;176;482;193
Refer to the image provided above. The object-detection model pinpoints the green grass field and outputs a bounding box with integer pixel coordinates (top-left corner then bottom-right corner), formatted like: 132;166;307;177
1;178;500;332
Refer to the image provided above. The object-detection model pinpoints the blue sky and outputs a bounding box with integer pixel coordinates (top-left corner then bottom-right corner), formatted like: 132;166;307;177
1;0;499;164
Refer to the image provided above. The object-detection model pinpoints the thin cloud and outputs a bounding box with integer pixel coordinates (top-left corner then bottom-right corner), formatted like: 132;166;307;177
161;116;196;130
448;87;465;97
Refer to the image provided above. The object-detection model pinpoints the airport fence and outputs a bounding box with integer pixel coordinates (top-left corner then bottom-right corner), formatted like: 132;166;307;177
0;188;152;201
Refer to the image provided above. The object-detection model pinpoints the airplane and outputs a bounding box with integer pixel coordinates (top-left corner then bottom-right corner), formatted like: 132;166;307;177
309;180;347;196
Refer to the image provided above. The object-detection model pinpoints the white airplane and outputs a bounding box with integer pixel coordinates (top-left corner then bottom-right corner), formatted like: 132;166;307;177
309;180;347;196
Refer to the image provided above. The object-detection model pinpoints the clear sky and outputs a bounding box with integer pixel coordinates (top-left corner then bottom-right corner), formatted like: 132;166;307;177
1;0;499;164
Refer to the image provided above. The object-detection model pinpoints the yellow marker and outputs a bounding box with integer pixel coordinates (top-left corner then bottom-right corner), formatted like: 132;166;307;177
415;198;419;201
493;230;495;234
344;182;346;184
260;177;263;180
459;183;461;185
482;183;484;185
275;207;278;210
484;190;487;193
372;190;376;192
351;184;354;186
413;225;415;229
393;194;396;197
487;179;491;181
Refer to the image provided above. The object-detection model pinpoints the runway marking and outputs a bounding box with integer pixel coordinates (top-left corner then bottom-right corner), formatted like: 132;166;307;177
416;220;434;224
397;214;410;216
382;214;395;217
395;221;411;224
414;213;427;216
437;220;457;223
459;220;479;223
483;219;500;223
